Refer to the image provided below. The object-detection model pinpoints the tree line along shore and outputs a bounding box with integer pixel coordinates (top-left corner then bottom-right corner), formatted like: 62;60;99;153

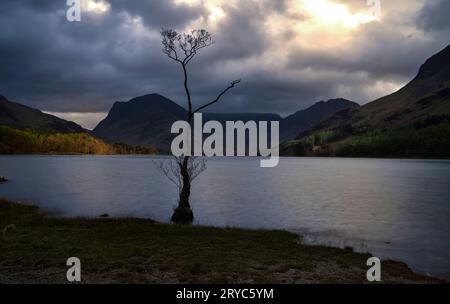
0;125;157;155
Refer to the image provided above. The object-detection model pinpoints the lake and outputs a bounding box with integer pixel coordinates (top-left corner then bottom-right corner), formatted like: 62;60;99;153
1;155;449;278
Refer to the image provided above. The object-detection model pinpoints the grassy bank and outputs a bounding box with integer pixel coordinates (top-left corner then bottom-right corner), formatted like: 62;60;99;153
0;199;442;284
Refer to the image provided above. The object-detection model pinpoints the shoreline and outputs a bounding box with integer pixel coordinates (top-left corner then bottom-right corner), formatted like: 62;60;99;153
0;199;444;284
2;153;450;161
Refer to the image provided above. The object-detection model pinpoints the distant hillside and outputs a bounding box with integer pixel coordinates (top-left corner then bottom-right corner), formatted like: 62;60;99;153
92;94;187;153
280;98;359;141
0;126;157;155
93;94;281;152
93;94;357;153
206;113;282;124
0;95;85;133
281;44;450;158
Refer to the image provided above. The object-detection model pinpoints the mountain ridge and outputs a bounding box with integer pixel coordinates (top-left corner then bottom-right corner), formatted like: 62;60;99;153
92;94;359;152
0;95;86;133
281;98;359;140
92;94;187;152
282;44;450;157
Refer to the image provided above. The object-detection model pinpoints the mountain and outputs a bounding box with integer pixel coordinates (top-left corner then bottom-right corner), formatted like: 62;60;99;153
93;94;357;152
92;94;187;152
206;113;282;124
282;44;450;157
0;95;158;155
92;94;285;152
280;98;359;141
0;95;85;133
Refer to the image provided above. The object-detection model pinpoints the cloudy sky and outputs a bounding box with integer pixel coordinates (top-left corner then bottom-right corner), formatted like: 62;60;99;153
0;0;449;129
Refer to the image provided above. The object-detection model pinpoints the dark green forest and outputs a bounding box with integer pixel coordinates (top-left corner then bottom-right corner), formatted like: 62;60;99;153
335;123;450;158
281;122;450;159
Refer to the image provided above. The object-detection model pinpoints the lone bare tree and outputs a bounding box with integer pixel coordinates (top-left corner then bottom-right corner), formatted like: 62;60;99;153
158;29;240;224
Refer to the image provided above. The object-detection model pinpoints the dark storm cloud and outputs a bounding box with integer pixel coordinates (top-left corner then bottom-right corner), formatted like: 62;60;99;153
0;0;448;124
201;2;269;61
108;0;207;28
0;0;193;112
0;0;63;12
417;0;450;32
288;22;436;80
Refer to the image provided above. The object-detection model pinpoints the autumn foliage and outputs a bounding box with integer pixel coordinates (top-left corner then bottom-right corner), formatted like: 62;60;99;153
0;125;157;155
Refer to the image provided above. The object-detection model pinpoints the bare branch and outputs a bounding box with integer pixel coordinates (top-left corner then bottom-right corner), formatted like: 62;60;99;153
161;29;213;66
188;157;207;181
161;28;215;119
192;79;241;117
154;157;183;193
161;29;183;64
161;28;240;117
154;156;207;194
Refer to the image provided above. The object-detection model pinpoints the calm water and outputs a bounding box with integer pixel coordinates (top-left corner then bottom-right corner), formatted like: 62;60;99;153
1;155;450;278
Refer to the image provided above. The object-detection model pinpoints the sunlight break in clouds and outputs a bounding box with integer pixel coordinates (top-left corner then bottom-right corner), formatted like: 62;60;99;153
302;0;377;28
84;0;110;15
286;0;380;49
175;0;226;22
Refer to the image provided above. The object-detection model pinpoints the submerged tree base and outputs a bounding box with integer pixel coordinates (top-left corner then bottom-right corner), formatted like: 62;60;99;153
171;206;194;225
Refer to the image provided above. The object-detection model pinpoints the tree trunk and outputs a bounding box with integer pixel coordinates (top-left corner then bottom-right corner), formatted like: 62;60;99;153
171;156;194;224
